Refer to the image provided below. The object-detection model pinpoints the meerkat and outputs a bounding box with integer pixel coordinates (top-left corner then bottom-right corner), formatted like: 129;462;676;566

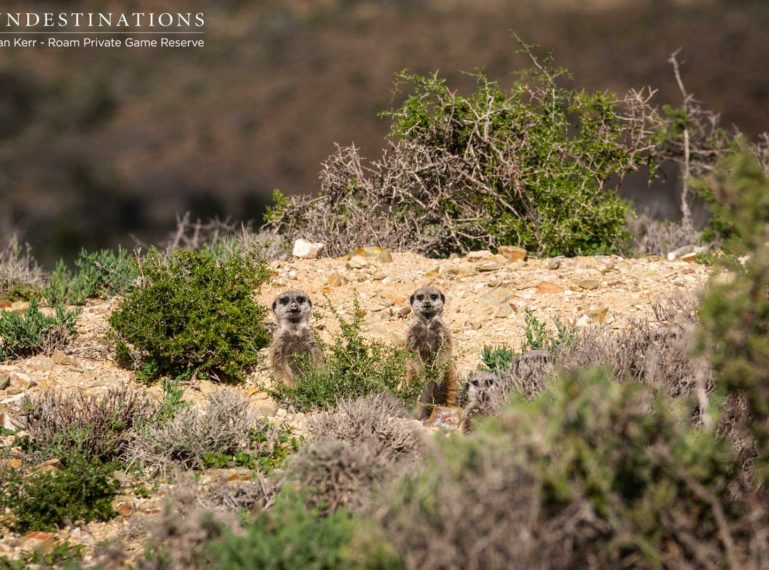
405;286;459;419
463;370;503;431
269;290;323;387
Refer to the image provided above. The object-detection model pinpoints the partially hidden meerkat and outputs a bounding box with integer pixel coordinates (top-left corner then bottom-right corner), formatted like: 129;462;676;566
406;286;459;419
463;370;503;431
269;290;323;387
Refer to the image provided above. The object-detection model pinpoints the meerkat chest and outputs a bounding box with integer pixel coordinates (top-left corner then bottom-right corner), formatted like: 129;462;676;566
276;327;315;355
409;321;448;363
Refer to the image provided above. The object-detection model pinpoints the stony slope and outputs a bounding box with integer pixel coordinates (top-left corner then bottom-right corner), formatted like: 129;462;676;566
0;250;710;561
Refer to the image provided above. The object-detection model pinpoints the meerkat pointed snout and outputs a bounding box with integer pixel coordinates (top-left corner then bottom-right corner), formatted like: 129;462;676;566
405;286;458;419
269;290;323;388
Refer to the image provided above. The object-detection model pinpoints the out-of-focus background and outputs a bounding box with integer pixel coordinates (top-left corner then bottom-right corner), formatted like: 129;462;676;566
1;0;767;264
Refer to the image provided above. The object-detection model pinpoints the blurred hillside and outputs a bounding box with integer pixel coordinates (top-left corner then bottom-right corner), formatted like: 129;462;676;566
1;0;767;263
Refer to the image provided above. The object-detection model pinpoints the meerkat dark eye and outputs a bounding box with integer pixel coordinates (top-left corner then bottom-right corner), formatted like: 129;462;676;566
430;294;438;301
416;294;424;301
296;296;306;304
280;297;289;305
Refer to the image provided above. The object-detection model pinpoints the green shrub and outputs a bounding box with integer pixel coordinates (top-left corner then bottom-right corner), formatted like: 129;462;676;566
0;543;83;569
208;490;402;570
109;248;271;382
0;300;79;361
44;247;138;305
0;454;119;532
272;301;422;411
521;308;573;352
267;45;654;257
377;368;745;569
696;148;769;481
479;345;515;372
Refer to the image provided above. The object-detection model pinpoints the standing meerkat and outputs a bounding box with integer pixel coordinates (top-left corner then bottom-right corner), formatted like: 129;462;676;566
406;286;459;419
269;290;323;387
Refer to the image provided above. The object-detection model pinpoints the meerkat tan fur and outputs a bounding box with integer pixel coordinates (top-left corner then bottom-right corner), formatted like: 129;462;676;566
463;370;503;431
405;286;458;419
269;290;323;387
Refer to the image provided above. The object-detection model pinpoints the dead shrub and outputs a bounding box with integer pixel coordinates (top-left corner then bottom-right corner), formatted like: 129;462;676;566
627;213;703;256
22;386;155;463
127;390;287;476
285;439;387;516
305;394;422;463
0;236;43;297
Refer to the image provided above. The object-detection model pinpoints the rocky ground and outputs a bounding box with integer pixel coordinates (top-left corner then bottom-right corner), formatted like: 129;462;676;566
0;248;710;563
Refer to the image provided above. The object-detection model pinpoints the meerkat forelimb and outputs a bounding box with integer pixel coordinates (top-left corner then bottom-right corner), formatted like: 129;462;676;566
405;286;458;419
269;290;323;388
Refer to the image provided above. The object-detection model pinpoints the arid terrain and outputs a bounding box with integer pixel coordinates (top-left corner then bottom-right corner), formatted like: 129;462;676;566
0;248;710;562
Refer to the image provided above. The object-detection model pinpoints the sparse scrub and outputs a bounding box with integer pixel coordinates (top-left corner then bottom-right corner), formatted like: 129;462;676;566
266;45;658;258
208;489;402;570
109;248;271;382
44;247;138;305
0;237;43;301
627;213;703;256
163;213;290;262
377;369;750;569
0;453;119;532
480;345;515;372
128;390;294;476
305;394;421;463
521;308;573;352
272;301;422;411
0;300;79;361
22;386;154;463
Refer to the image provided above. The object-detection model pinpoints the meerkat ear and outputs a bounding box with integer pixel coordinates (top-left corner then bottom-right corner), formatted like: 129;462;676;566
272;300;277;312
410;293;415;305
440;291;445;304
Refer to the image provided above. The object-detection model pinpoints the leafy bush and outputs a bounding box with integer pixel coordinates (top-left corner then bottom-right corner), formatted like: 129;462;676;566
128;390;294;476
0;542;83;569
520;308;573;352
208;490;401;570
479;345;515;372
22;386;154;463
44;247;138;305
271;301;422;411
0;237;43;301
0;454;119;532
109;248;271;382
377;368;748;569
0;300;79;361
267;45;656;257
696;149;769;481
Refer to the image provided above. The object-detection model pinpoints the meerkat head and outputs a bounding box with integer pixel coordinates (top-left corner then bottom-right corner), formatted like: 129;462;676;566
272;290;313;325
410;286;445;321
466;370;498;405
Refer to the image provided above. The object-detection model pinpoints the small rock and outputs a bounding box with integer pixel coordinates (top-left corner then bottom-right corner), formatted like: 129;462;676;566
10;372;36;390
667;244;708;262
287;269;298;280
577;279;600;290
587;307;609;325
1;458;22;470
423;406;464;430
575;314;591;328
325;272;349;287
536;281;563;294
346;256;369;269
444;265;476;278
0;375;10;391
52;350;76;366
35;458;61;473
18;531;56;554
476;262;501;272
292;239;325;259
397;306;412;319
498;246;527;262
112;496;136;517
349;246;393;263
466;250;493;261
373;272;388;281
547;259;561;270
424;267;440;278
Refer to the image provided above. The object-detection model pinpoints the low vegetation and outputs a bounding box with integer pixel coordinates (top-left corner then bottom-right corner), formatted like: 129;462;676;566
0;237;43;301
0;300;79;361
44;247;138;306
109;248;271;382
